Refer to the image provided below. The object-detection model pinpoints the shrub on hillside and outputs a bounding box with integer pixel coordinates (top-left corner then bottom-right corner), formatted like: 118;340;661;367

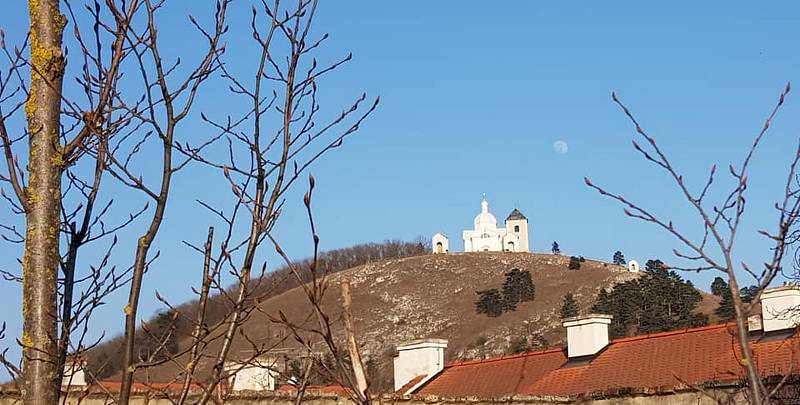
560;292;579;319
502;268;535;310
508;336;528;354
568;256;582;270
475;289;505;317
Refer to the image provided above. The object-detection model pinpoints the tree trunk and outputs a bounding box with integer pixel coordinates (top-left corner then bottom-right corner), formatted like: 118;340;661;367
341;281;369;402
22;0;66;404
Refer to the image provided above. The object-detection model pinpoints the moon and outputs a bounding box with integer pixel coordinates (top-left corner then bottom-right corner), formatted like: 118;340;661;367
553;140;569;154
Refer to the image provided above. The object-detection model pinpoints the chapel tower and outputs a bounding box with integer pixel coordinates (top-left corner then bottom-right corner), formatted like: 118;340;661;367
504;209;529;253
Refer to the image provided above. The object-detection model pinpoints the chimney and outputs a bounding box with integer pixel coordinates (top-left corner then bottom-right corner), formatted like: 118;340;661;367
224;356;280;391
393;339;447;392
748;314;763;333
563;314;613;358
761;285;800;332
62;358;87;388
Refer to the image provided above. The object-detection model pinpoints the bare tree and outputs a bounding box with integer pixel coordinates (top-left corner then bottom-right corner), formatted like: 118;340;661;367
1;0;377;404
144;0;378;402
267;179;373;405
586;83;800;404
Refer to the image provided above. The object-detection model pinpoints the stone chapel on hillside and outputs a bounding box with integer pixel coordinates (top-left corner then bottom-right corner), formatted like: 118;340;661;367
432;197;529;253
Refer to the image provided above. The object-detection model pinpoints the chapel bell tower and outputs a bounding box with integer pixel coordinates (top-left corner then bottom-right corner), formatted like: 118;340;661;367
504;209;529;253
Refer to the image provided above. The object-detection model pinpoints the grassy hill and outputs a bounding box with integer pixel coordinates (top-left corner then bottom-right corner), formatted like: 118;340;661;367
101;252;720;391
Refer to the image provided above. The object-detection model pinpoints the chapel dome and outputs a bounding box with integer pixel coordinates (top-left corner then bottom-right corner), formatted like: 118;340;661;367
473;198;497;230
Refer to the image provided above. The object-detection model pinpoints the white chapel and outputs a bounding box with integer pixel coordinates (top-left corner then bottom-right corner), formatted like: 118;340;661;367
432;197;530;253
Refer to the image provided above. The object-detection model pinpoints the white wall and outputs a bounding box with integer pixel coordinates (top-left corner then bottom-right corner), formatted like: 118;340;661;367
502;232;520;252
226;358;280;391
62;361;87;387
761;285;800;332
463;229;506;252
393;339;447;392
432;233;449;254
505;219;529;252
563;315;612;358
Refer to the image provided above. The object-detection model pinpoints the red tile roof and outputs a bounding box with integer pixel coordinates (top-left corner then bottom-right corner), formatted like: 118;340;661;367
416;323;800;398
396;374;428;394
276;384;351;395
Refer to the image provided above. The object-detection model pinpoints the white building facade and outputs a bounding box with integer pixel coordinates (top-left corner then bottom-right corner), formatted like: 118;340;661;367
431;197;530;253
432;233;449;254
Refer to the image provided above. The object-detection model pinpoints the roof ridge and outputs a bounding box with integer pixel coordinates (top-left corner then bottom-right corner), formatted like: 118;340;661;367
445;323;737;369
609;322;735;344
445;347;564;368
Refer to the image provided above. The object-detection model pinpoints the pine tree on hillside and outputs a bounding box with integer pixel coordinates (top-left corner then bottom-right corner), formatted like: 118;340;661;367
551;241;561;255
740;285;759;303
710;277;728;296
644;259;665;272
591;259;708;338
612;251;626;265
715;289;736;321
475;289;505;317
592;289;611;314
502;268;535;310
560;293;579;319
712;278;757;322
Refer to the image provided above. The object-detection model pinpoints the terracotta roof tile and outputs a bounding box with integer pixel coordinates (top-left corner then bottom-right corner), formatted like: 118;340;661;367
396;374;427;394
417;348;566;397
416;323;800;398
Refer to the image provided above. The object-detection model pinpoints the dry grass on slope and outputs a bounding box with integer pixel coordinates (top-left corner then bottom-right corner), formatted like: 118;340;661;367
128;252;720;392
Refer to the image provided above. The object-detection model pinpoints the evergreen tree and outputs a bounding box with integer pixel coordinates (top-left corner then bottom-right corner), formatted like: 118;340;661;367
501;268;535;310
644;259;666;272
475;289;505;317
590;259;707;337
710;277;728;296
715;289;736;321
592;289;611;314
551;241;561;255
612;251;626;265
568;256;582;270
713;281;758;322
740;285;759;303
560;293;579;319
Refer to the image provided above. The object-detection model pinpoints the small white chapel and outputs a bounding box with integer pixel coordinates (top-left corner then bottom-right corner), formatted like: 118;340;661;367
432;196;530;254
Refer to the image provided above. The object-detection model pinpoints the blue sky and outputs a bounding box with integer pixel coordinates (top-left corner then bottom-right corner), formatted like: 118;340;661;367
1;2;800;365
